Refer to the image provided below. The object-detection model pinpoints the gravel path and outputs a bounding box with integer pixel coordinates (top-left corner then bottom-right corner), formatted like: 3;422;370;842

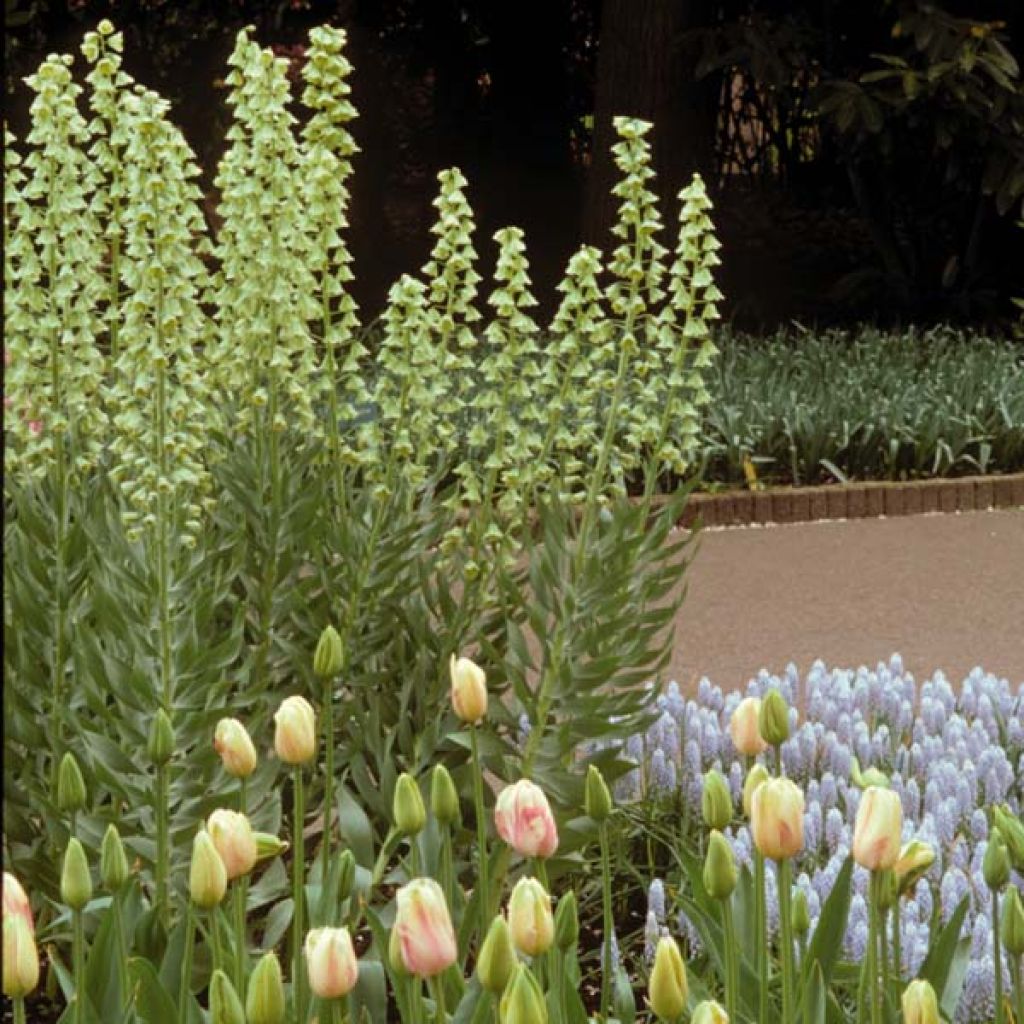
670;508;1024;691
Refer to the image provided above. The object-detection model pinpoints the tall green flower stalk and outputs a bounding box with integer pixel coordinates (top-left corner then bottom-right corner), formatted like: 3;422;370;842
293;764;309;1022
778;860;797;1024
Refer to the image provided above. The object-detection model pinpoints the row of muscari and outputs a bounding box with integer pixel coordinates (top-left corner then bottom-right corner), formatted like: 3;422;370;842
616;656;1024;1023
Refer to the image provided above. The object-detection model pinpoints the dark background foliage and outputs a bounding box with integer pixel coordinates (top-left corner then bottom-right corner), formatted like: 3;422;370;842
5;0;1023;328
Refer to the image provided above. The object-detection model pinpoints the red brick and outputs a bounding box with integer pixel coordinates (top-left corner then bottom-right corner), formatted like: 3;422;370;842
921;482;941;513
865;484;885;518
993;476;1016;508
732;492;754;525
773;491;794;523
846;485;868;518
956;479;976;512
1011;475;1024;508
939;483;958;513
826;487;847;520
884;486;905;516
974;478;994;510
902;483;923;516
754;492;773;524
791;489;811;522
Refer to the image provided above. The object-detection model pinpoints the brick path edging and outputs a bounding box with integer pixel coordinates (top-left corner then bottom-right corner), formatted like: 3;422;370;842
676;473;1024;529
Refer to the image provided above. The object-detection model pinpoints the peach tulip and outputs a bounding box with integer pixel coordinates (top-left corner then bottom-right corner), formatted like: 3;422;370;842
3;915;39;999
853;786;903;872
214;718;257;778
394;878;457;979
2;873;33;932
450;654;488;724
729;696;767;756
494;780;558;859
274;695;316;765
305;927;359;999
207;809;258;880
750;777;805;861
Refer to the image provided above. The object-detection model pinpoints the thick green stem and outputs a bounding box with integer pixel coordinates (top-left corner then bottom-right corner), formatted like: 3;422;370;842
112;888;128;1012
155;762;169;927
321;672;336;908
598;822;614;1022
879;905;890;995
470;727;491;941
993;891;1005;1024
868;873;881;1024
722;895;738;1022
1009;952;1023;1024
210;907;223;975
72;908;86;1024
432;975;447;1024
13;997;26;1024
293;766;308;1024
178;900;195;1024
778;858;795;1024
755;851;768;1024
234;882;247;997
892;899;902;983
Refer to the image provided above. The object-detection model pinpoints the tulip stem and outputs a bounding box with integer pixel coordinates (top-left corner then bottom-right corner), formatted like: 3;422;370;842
210;907;224;974
112;887;128;1011
778;858;795;1024
321;672;336;906
155;761;169;927
432;975;447;1024
13;997;26;1024
892;899;902;983
178;900;195;1024
234;882;247;997
598;821;614;1023
754;850;767;1024
722;894;738;1022
879;905;890;995
470;726;490;944
993;892;1005;1024
294;765;309;1024
72;907;86;1024
867;872;881;1024
1010;952;1023;1024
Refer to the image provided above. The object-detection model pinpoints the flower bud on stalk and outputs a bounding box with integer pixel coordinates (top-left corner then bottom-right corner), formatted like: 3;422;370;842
793;888;810;937
730;696;767;756
702;770;732;831
336;848;356;903
585;765;613;822
209;969;246;1024
305;927;359;999
190;829;228;908
692;1001;729;1024
1002;886;1024;955
450;654;488;724
431;764;461;826
554;890;580;951
393;878;457;978
851;756;889;790
704;830;738;900
901;979;939;1024
894;840;935;895
253;833;289;863
313;624;345;678
100;824;129;891
213;718;257;778
56;753;87;813
500;964;547;1024
147;708;175;766
207;809;258;881
876;869;898;912
393;773;426;836
992;805;1024;871
494;780;559;859
61;838;92;911
751;778;805;861
613;968;636;1023
2;915;39;999
742;763;771;818
477;915;517;994
3;873;34;931
759;689;790;747
273;696;317;765
508;877;554;957
983;828;1010;891
246;953;286;1024
648;935;688;1022
852;786;903;872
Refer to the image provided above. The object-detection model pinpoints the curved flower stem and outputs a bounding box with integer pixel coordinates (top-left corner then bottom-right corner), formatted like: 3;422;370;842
755;850;768;1024
293;765;308;1024
868;872;881;1024
722;894;738;1022
993;891;1005;1024
72;907;86;1024
470;726;490;945
778;858;795;1024
598;821;614;1022
177;900;195;1024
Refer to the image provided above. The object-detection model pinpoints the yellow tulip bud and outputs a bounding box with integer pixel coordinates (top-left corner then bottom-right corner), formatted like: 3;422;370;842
742;763;771;818
209;969;246;1024
750;777;805;861
477;915;517;994
499;964;547;1024
207;809;258;881
246;953;286;1024
2;915;39;999
901;979;939;1024
507;877;553;957
189;828;227;909
648;935;688;1021
729;697;766;756
894;840;935;895
692;1000;729;1024
852;787;903;872
305;927;359;999
450;654;488;724
274;696;316;765
213;718;257;778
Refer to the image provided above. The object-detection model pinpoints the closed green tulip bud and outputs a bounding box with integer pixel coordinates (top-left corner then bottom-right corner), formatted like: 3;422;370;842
253;833;289;863
393;773;426;836
983;828;1010;891
876;868;898;911
100;824;129;892
993;805;1024;871
613;967;636;1024
703;830;737;900
742;763;771;818
499;964;547;1024
313;624;345;678
894;840;935;895
585;765;613;822
336;848;356;903
648;935;688;1021
901;978;939;1024
209;969;246;1024
691;1001;729;1024
189;828;227;909
147;708;175;766
793;888;810;936
246;953;285;1024
554;890;579;951
56;753;87;814
701;770;732;831
430;764;460;826
1001;886;1024;956
759;688;790;747
61;838;92;911
477;915;516;994
850;756;890;791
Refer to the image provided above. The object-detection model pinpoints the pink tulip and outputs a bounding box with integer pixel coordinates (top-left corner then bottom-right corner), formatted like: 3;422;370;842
494;780;558;859
394;878;457;979
207;809;258;880
2;873;33;932
305;927;359;999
